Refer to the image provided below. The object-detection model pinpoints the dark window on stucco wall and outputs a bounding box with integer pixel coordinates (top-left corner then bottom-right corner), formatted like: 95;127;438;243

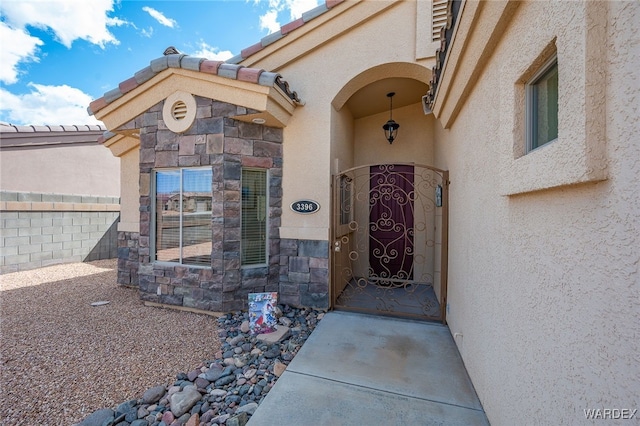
526;57;559;152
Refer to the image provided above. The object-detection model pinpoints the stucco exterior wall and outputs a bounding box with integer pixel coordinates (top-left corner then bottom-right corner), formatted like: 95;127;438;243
0;144;120;197
330;104;355;174
436;1;639;423
118;148;140;232
353;103;434;166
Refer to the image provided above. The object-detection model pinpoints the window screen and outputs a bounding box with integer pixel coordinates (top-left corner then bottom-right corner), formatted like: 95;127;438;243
241;169;267;266
155;167;212;267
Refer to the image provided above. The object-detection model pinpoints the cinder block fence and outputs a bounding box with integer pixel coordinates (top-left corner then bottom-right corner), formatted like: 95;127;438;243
0;191;120;274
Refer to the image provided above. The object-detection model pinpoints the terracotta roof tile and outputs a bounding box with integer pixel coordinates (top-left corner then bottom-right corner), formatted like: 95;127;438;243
281;18;304;35
104;87;123;103
180;56;204;71
200;60;223;75
89;97;108;113
258;72;280;87
226;54;243;64
237;67;264;84
217;63;243;80
302;3;329;21
150;56;170;73
326;0;345;9
134;66;156;85
167;53;185;68
261;31;283;47
241;42;264;59
97;131;116;144
119;77;139;94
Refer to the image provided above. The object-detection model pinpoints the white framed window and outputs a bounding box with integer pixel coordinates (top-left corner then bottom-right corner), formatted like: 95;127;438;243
526;56;558;152
153;167;213;267
241;168;268;266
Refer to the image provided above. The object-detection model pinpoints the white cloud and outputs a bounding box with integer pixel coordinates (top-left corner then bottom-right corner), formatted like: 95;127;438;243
0;83;102;126
257;0;319;34
0;21;43;85
107;16;130;28
286;0;319;20
259;10;280;34
0;0;122;48
142;6;177;28
190;41;234;61
140;27;154;38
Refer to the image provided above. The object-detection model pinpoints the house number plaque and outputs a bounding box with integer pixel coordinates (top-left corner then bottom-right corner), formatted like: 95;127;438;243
290;200;320;214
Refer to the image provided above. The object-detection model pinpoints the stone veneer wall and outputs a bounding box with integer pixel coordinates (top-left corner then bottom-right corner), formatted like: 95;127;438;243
117;231;139;286
133;96;284;312
0;191;120;274
279;238;330;309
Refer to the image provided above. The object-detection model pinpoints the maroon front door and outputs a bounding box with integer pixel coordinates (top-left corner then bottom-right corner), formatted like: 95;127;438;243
369;165;414;282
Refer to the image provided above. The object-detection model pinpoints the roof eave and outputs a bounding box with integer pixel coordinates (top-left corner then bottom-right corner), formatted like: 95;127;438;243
100;132;139;157
94;67;298;133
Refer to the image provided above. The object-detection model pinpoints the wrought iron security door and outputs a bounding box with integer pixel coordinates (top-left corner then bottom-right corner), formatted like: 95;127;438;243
331;163;449;322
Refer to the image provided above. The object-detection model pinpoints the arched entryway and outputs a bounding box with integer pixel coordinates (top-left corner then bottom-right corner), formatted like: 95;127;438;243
331;163;448;322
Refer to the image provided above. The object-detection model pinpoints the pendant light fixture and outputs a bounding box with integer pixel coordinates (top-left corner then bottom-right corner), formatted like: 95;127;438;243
382;92;400;144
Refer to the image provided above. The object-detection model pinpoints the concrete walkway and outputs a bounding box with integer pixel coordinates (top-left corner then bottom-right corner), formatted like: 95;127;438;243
247;311;489;425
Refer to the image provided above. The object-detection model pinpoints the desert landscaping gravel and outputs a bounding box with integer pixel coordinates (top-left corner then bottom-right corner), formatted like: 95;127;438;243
0;260;220;426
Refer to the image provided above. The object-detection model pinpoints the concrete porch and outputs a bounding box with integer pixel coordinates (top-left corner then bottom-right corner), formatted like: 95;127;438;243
247;310;488;425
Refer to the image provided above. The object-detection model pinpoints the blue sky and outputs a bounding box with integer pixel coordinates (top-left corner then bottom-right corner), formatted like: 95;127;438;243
0;0;319;126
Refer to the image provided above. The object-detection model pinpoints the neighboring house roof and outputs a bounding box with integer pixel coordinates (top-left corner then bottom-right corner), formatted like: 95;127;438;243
0;123;106;149
165;192;211;201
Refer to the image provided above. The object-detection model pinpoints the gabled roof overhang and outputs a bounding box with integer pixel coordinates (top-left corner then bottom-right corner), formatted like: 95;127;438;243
89;55;301;157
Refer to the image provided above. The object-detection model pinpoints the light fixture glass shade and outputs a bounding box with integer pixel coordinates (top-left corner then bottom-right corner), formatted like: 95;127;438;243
383;92;399;144
383;119;400;144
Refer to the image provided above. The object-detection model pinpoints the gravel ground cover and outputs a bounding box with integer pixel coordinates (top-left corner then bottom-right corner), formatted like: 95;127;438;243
75;306;323;426
0;260;220;426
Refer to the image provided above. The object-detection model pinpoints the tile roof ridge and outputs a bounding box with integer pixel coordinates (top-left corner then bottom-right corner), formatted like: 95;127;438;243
0;123;105;133
88;50;301;117
226;0;345;65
